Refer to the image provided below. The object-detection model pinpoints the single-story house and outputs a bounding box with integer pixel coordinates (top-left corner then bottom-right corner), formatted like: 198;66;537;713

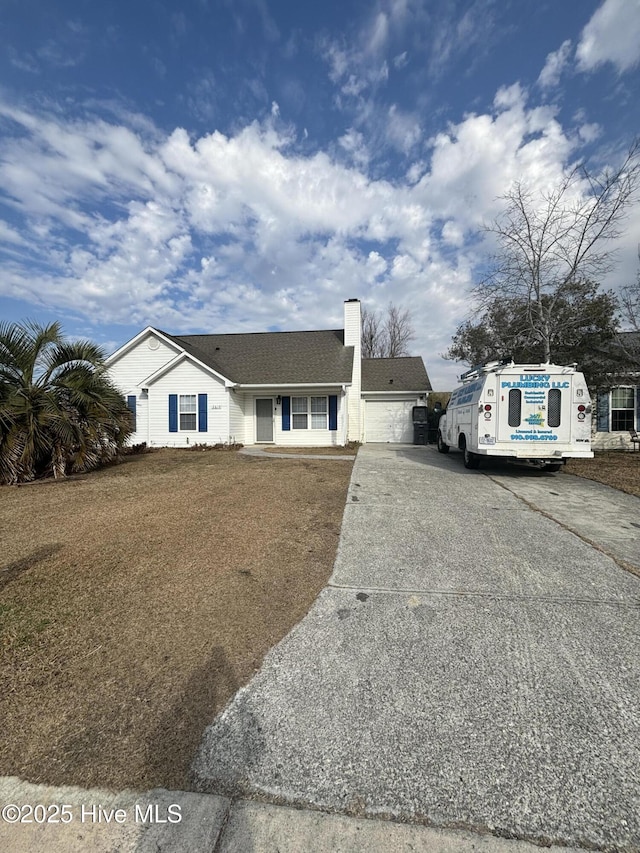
106;299;432;447
592;331;640;450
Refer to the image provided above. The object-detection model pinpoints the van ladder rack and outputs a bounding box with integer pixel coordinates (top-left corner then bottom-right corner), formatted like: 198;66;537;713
459;359;513;383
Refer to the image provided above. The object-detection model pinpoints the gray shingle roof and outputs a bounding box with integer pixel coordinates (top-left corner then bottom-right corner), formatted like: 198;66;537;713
362;357;432;392
161;329;355;385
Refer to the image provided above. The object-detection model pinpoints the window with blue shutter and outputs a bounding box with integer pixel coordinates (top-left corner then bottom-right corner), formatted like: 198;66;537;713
282;396;290;431
198;394;208;432
126;395;137;432
169;394;178;432
328;395;338;431
596;391;609;432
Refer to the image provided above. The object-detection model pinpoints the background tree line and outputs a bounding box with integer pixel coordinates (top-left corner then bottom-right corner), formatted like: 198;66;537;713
445;140;640;389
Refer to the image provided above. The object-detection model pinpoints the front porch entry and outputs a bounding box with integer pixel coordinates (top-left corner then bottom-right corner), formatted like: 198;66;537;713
256;398;274;442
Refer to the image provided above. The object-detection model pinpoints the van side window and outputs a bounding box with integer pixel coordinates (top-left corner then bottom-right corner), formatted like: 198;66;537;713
508;389;521;426
548;389;561;427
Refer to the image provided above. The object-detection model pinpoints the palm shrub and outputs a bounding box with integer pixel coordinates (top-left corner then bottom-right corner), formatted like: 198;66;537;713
0;320;133;484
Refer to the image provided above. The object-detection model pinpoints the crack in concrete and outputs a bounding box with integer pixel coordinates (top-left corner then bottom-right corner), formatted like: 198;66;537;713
328;582;640;607
486;474;640;581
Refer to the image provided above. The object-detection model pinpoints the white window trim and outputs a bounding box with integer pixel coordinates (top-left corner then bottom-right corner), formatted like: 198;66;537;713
609;386;636;432
179;393;198;432
291;395;329;430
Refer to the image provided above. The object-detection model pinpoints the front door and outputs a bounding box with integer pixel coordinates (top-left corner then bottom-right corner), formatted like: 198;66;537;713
256;398;274;442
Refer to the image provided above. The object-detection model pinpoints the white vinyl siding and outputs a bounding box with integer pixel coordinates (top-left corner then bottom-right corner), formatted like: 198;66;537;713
148;360;228;447
108;333;180;394
107;332;181;445
262;389;345;446
229;391;246;444
343;301;362;441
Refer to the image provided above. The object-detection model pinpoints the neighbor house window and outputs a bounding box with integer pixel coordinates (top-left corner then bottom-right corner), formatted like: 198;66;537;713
179;394;197;430
291;396;328;429
611;387;635;431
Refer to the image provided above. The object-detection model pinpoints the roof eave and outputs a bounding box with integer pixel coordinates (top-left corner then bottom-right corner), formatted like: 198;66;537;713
236;381;350;389
362;389;429;394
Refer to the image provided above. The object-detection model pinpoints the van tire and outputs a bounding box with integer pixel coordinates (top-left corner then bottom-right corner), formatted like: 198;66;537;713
545;463;562;473
463;444;480;469
437;432;449;454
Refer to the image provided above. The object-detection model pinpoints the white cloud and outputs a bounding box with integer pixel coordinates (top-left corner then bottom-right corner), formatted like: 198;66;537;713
576;0;640;73
0;82;637;390
341;74;368;97
493;82;527;112
393;51;408;69
385;105;421;154
577;122;602;143
538;39;572;89
441;220;464;247
366;11;390;55
0;219;29;247
338;129;370;168
8;48;39;73
318;2;400;100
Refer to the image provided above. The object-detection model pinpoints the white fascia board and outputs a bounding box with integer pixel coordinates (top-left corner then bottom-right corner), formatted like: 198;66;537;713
362;390;428;396
140;352;233;388
105;327;181;365
237;382;346;389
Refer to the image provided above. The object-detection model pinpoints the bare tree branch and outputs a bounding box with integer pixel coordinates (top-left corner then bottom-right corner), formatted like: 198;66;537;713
386;304;415;357
361;307;386;357
361;304;415;358
478;140;640;362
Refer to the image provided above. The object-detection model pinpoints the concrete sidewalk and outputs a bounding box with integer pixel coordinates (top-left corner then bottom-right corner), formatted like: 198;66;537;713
2;445;639;851
0;776;591;852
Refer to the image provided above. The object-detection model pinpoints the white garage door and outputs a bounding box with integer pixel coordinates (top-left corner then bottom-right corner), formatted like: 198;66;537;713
365;399;415;443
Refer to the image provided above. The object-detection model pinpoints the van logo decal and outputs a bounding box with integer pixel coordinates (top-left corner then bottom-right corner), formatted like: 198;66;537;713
524;412;545;427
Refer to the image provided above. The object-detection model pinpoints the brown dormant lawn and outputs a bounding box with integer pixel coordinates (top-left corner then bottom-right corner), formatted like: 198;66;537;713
0;448;353;792
564;450;640;497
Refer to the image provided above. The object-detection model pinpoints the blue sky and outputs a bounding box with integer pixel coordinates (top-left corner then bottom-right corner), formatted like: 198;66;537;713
1;0;639;388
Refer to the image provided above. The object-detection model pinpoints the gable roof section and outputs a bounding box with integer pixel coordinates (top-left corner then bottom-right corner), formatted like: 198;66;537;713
140;351;234;388
105;326;182;365
160;329;354;385
362;357;432;392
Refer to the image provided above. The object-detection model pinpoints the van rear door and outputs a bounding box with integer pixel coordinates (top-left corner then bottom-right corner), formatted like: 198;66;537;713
497;372;570;446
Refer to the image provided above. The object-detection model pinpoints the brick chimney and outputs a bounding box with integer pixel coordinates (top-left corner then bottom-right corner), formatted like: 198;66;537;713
343;299;362;442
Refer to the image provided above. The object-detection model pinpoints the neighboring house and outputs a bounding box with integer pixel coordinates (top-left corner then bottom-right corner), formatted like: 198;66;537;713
106;299;431;447
594;385;640;449
592;331;640;450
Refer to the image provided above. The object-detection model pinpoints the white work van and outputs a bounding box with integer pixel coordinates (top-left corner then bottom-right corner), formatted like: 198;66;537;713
437;361;593;470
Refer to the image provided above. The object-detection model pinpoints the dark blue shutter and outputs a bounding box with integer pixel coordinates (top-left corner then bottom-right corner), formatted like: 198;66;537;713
126;395;137;431
596;391;609;432
198;394;208;432
282;396;290;431
328;395;338;431
169;394;178;432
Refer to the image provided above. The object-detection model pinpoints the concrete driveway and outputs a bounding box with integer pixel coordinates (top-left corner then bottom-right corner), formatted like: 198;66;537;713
193;444;640;851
